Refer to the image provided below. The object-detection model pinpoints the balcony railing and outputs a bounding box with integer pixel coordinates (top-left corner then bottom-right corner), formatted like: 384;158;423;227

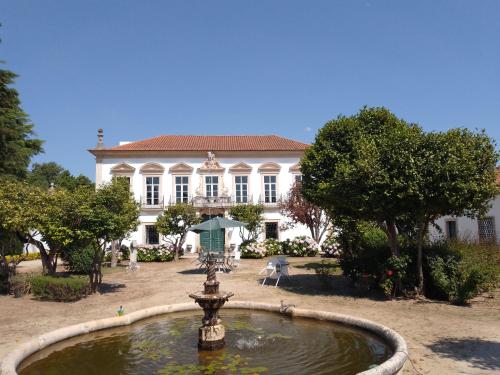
258;193;283;207
164;195;255;208
140;196;164;209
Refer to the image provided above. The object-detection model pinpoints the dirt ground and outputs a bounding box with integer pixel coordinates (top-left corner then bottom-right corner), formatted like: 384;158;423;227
1;256;499;374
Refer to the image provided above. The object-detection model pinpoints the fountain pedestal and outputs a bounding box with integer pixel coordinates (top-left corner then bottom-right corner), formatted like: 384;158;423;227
189;256;234;350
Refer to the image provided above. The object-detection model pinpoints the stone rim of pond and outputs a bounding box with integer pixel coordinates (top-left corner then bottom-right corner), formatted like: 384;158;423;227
0;301;408;375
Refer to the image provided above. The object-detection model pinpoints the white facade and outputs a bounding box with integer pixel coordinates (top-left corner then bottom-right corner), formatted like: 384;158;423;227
429;196;500;244
95;149;311;251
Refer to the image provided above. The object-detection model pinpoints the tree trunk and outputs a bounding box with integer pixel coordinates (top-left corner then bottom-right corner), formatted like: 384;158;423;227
416;220;427;295
110;240;119;268
386;219;400;256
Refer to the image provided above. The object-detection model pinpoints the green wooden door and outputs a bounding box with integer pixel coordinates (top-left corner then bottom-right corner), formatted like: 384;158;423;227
200;215;225;252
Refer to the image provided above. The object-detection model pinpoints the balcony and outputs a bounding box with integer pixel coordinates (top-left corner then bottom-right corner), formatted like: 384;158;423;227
140;196;164;210
258;193;283;207
162;195;254;208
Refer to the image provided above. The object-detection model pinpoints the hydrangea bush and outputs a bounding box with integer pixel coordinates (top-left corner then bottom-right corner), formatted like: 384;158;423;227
137;245;175;262
240;241;267;259
321;237;342;258
282;236;319;257
263;238;282;256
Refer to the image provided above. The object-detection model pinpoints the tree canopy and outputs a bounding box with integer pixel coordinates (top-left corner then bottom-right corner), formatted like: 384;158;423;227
229;204;264;242
155;203;200;261
301;106;498;293
27;162;93;191
0;67;43;179
301;106;423;255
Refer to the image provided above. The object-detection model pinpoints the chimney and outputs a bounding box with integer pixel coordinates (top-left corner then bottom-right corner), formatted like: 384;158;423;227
96;128;104;149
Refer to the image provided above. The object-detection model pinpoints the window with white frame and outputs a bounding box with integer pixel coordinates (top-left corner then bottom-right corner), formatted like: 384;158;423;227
263;175;277;203
205;176;219;198
478;217;496;243
145;176;160;205
175;176;189;203
235;175;248;203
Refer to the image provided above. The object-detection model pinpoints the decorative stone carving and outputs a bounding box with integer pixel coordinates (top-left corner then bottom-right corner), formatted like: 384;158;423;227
289;163;301;173
139;162;165;174
197;152;225;174
169;162;194;175
258;162;281;173
110;163;135;174
228;162;252;174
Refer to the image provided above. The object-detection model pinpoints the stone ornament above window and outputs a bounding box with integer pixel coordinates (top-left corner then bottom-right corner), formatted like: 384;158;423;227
258;162;281;173
110;162;135;174
197;151;225;174
289;163;301;173
169;162;194;175
228;162;252;174
139;162;165;174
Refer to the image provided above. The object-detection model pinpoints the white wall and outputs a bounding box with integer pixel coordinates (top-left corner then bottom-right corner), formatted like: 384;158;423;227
429;196;500;244
100;154;312;250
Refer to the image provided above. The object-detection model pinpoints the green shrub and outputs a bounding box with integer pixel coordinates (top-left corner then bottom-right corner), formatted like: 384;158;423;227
425;242;499;305
137;245;174;262
263;239;282;256
9;273;32;298
31;275;90;302
64;246;95;275
338;225;391;282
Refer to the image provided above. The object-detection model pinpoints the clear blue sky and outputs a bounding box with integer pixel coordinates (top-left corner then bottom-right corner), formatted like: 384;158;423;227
2;0;499;179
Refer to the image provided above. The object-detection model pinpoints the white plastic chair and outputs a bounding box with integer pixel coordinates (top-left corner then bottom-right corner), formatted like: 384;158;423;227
260;257;289;287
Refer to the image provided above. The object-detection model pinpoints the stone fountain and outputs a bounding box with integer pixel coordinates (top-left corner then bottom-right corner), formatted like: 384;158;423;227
189;255;234;350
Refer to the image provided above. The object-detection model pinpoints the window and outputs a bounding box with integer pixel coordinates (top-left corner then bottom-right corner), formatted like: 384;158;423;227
145;225;159;245
205;176;218;198
263;175;277;203
265;222;279;240
145;176;160;205
478;217;496;243
235;175;248;203
175;176;189;203
446;220;457;240
294;175;303;183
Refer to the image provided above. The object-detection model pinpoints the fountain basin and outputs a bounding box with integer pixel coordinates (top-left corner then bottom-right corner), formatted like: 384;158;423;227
0;301;408;375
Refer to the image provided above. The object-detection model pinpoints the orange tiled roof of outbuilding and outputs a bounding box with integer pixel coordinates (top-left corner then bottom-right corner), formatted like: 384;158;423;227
103;135;309;152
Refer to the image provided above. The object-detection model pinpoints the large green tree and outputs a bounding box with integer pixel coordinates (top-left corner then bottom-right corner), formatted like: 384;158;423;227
410;129;498;291
301;107;423;256
27;162;93;191
79;178;140;292
0;67;43;179
155;203;200;261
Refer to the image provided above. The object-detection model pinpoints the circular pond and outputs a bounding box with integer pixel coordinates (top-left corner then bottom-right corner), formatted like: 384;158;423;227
18;310;392;375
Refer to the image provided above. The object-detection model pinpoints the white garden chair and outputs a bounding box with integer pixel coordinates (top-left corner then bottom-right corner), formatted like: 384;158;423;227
260;257;289;287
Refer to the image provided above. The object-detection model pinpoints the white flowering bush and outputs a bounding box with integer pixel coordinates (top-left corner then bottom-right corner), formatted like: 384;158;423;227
137;245;175;262
321;237;342;258
240;241;267;259
282;236;319;257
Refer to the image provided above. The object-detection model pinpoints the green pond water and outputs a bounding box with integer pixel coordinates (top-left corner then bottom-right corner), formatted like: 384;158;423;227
19;310;392;375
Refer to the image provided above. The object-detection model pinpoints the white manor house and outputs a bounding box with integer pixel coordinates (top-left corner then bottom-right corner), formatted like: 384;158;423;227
89;131;312;252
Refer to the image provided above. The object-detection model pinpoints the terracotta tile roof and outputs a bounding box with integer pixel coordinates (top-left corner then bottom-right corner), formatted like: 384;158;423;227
103;135;309;152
